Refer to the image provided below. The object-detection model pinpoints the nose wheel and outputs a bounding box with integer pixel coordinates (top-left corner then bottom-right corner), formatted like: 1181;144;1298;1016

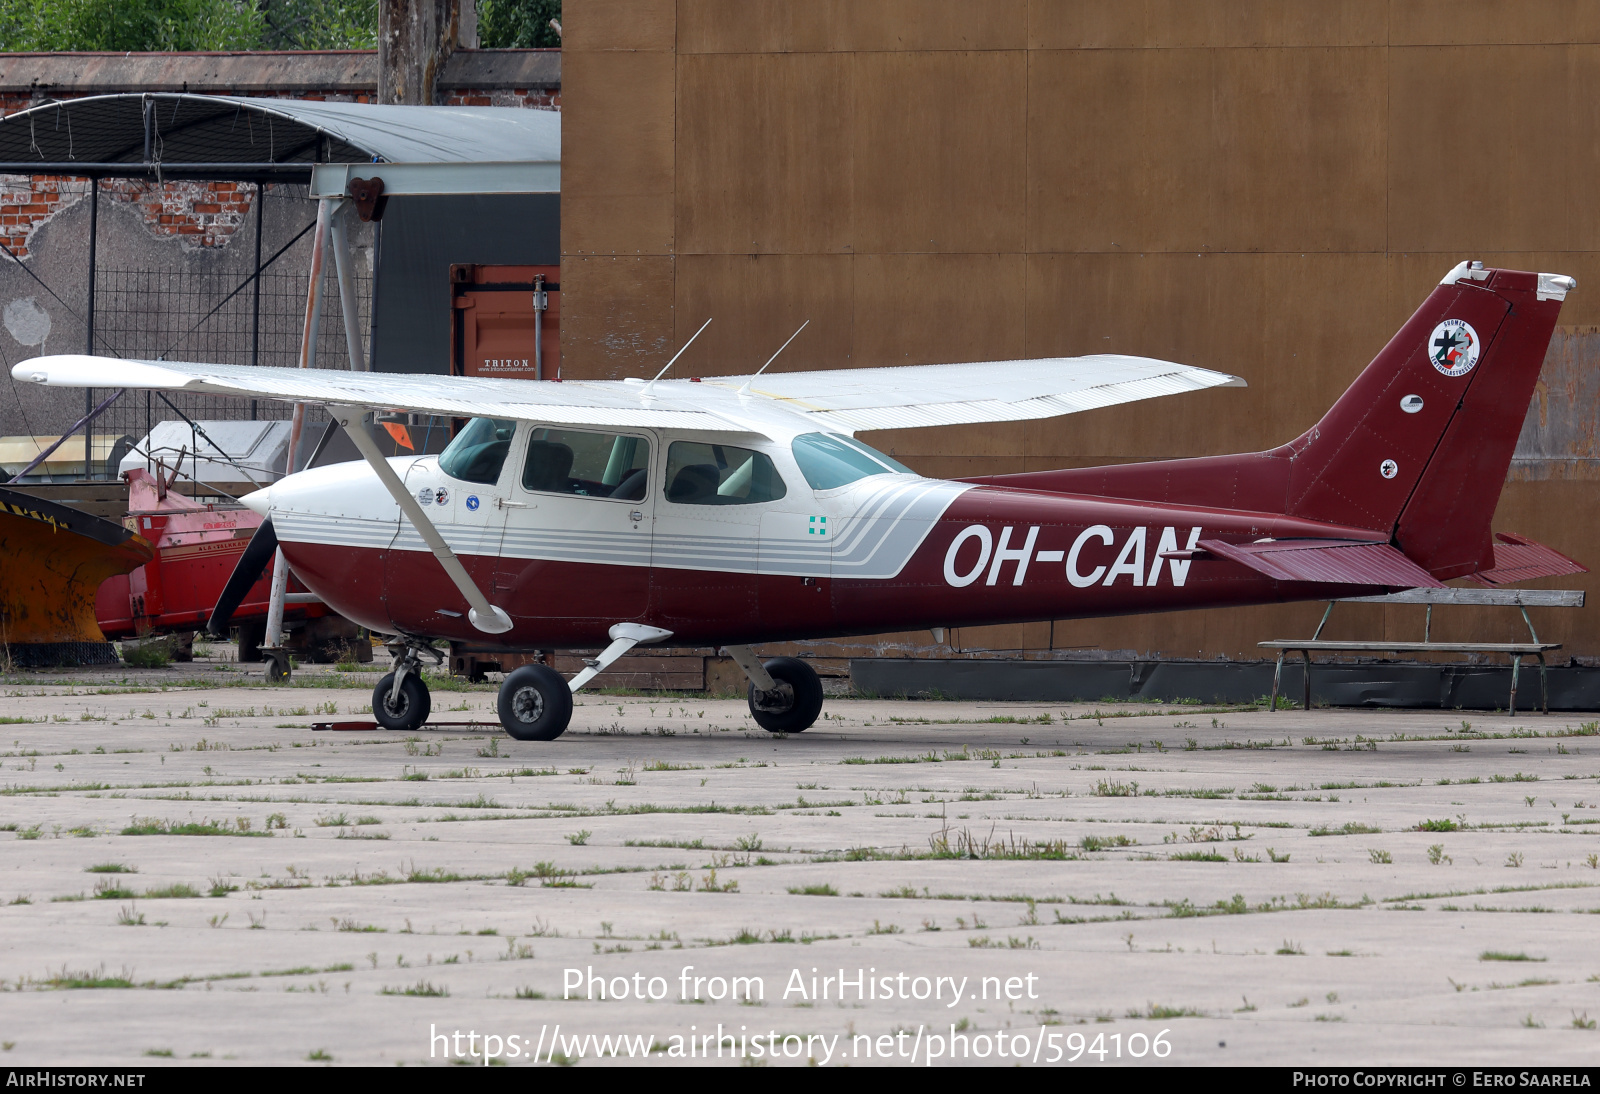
372;637;442;732
373;670;431;732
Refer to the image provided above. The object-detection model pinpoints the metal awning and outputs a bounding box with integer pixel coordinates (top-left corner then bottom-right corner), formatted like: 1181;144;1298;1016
0;93;559;185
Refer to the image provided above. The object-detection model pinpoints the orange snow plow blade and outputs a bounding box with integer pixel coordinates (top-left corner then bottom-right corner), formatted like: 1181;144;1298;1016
0;486;153;667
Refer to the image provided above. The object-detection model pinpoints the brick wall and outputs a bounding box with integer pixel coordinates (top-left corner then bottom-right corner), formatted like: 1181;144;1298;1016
0;173;79;257
443;87;559;108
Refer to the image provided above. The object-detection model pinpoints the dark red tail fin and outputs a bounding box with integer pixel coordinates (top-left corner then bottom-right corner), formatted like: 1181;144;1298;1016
975;263;1573;579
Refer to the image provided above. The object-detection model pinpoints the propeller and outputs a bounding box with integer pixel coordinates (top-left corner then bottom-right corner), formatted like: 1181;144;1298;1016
207;519;277;639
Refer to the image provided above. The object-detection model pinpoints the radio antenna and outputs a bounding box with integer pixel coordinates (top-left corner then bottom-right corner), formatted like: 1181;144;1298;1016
738;320;809;395
641;317;713;396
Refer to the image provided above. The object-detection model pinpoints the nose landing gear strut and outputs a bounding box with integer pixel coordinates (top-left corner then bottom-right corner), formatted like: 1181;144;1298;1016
373;637;442;732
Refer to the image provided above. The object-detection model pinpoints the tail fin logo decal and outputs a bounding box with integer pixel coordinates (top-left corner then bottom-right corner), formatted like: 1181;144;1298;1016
1429;318;1480;377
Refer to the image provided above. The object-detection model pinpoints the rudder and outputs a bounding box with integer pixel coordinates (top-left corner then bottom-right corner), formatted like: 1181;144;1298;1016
1390;265;1573;578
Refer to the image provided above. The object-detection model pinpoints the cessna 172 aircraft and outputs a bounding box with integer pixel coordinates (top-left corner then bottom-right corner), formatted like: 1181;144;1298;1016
13;262;1583;741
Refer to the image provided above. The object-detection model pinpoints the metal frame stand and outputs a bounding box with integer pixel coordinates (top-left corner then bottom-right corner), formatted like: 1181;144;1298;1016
261;195;373;680
1268;597;1553;716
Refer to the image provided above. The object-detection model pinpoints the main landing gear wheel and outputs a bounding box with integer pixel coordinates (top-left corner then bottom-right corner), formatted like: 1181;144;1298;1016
498;664;573;741
373;671;431;732
748;656;824;734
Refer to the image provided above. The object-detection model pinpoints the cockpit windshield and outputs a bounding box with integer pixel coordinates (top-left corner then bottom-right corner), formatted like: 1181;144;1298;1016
790;432;914;490
438;417;516;485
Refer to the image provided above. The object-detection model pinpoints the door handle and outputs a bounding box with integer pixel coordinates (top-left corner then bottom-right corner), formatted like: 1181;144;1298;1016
496;498;530;510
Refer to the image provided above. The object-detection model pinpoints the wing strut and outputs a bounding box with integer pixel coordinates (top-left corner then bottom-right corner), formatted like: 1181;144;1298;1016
330;404;513;635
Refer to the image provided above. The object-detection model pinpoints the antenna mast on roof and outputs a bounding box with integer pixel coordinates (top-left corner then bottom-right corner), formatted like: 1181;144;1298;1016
641;317;713;397
738;320;809;395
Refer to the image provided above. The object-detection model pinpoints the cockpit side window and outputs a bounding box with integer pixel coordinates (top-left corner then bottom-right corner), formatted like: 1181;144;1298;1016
522;428;652;500
438;417;516;485
790;432;913;490
664;441;787;505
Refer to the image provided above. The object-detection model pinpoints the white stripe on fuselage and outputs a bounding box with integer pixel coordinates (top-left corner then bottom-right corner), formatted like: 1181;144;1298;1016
271;473;972;581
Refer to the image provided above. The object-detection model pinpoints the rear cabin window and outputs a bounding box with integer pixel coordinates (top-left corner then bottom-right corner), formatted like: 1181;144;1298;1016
522;429;651;501
790;432;913;490
664;441;787;505
438;417;516;485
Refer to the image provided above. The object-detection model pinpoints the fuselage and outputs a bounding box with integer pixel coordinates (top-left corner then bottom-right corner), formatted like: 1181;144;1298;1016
251;418;1381;649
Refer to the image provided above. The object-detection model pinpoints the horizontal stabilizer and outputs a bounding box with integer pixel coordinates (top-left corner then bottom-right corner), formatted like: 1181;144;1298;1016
1197;538;1447;588
1466;532;1588;587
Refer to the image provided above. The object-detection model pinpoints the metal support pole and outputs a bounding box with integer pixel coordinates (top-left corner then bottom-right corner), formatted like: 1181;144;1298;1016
262;546;290;655
1270;651;1285;713
266;199;334;649
328;200;366;372
85;177;99;475
1509;655;1521;717
250;180;265;418
1302;650;1312;711
1424;604;1432;643
533;273;547;380
1311;601;1335;640
367;218;383;373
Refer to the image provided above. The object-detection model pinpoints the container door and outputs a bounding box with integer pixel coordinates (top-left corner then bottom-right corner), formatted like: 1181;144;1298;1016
451;263;560;380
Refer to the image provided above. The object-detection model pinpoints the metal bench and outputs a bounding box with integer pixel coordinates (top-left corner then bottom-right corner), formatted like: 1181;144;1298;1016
1260;588;1583;716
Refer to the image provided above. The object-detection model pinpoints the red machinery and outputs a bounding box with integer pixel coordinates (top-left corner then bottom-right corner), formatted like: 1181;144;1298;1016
96;469;368;662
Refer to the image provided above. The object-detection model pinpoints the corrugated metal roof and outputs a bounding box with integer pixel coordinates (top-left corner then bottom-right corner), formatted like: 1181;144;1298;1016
1200;538;1446;588
0;92;558;167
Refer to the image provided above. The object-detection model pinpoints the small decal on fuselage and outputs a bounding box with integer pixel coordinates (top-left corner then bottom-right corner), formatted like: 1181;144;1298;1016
1380;459;1398;479
465;495;480;511
416;487;432;506
943;524;1203;589
1400;394;1424;413
435;488;450;506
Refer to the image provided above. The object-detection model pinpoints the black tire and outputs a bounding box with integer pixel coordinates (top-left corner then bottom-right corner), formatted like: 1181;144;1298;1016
373;671;431;732
265;653;292;684
748;656;824;733
498;664;573;741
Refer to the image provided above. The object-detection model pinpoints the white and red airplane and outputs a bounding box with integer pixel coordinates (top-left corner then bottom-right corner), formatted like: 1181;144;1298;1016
13;262;1582;740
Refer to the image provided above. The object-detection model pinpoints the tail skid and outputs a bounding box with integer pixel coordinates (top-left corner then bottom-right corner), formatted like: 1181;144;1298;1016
975;263;1576;581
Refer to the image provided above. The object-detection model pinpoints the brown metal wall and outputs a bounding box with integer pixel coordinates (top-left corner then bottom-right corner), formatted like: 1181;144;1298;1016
562;0;1600;662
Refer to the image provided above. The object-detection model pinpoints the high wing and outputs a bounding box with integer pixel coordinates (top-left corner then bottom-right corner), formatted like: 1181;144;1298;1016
13;352;1243;436
10;356;727;430
703;354;1245;432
